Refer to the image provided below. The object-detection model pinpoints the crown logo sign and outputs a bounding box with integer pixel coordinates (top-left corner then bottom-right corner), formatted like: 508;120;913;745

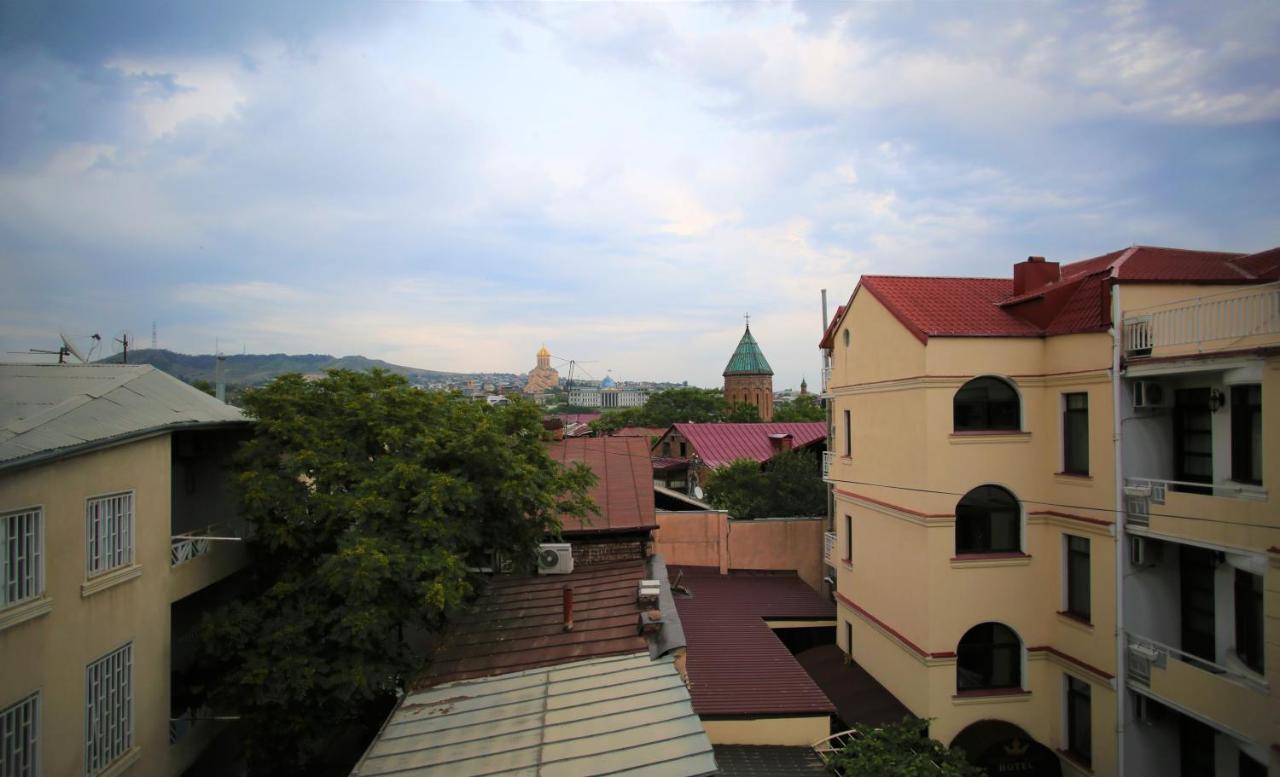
1003;737;1030;758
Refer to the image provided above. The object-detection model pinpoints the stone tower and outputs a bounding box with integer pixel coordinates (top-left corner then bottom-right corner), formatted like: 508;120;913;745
723;322;774;421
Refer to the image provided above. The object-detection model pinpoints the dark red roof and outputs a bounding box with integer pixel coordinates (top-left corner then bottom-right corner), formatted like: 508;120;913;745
548;436;657;534
819;305;846;349
671;566;835;716
611;426;667;439
845;244;1278;344
557;413;602;425
667;422;827;469
421;559;651;687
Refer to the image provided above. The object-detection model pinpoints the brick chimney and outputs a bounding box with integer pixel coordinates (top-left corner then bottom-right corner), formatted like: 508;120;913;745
768;433;793;453
1012;255;1061;296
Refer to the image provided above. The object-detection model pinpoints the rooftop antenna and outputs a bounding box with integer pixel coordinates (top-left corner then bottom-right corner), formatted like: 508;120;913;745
14;345;70;363
151;321;157;350
114;332;131;364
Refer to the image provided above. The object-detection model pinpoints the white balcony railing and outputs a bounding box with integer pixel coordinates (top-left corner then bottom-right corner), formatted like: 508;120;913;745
1125;476;1266;522
1125;632;1267;693
171;523;243;567
822;450;834;478
1122;283;1280;356
821;366;832;394
823;531;837;566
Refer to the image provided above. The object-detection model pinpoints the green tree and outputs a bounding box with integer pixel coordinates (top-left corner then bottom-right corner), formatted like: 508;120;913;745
192;370;595;774
827;718;983;777
723;401;761;422
190;378;216;396
591;387;759;434
704;449;825;518
773;394;825;421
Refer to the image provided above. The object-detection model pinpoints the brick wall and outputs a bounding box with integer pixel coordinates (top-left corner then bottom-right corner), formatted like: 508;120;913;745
724;373;774;420
565;532;651;566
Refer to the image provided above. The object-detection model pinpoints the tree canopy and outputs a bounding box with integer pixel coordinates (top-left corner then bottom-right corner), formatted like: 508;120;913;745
827;718;984;777
703;448;826;518
773;393;825;421
192;370;594;774
590;387;760;433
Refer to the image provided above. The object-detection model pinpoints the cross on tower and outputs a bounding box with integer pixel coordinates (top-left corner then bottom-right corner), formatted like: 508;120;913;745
744;313;750;328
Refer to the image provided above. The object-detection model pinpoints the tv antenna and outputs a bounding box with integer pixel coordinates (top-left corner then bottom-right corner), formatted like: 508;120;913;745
114;332;132;364
549;354;598;391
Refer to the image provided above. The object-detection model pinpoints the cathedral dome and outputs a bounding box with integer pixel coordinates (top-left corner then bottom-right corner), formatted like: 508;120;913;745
537;344;551;358
601;374;617;388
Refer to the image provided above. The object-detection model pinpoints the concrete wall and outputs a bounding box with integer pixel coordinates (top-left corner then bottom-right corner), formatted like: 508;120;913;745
653;511;826;592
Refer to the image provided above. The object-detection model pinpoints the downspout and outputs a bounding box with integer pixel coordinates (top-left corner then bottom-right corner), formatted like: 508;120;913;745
1111;281;1127;776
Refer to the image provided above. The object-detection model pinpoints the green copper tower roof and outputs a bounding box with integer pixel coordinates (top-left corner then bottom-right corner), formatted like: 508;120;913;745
723;325;773;376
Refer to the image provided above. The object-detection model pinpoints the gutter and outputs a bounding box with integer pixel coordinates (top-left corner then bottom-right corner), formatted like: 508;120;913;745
0;419;251;475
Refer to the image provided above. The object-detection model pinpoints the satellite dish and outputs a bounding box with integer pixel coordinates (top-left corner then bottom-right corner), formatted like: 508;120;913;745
60;332;88;363
693;486;704;500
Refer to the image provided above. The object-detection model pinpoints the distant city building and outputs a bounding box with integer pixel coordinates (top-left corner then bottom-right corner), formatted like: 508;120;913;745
523;344;560;394
568;374;648;408
723;320;775;421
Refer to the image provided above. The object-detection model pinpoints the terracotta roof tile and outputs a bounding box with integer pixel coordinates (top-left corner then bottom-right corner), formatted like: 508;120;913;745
548;436;657;534
669;422;827;469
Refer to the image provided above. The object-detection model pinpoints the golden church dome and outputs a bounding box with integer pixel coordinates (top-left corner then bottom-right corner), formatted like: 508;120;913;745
537;344;550;358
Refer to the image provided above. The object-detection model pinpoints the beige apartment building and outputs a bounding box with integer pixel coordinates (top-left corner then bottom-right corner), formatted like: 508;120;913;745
0;364;250;777
821;246;1278;777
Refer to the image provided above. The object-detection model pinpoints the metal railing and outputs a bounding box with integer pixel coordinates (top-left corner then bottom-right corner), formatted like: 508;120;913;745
1125;631;1268;693
1122;283;1280;356
822;450;835;478
823;531;837;566
821;366;832;394
171;522;243;567
1125;476;1266;511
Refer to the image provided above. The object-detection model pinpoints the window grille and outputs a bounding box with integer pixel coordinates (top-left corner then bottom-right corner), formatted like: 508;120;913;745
86;643;132;776
1;692;39;777
2;508;43;608
86;493;134;577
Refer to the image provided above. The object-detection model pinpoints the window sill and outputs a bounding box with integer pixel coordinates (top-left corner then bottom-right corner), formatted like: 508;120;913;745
1054;472;1092;485
951;552;1032;568
96;745;142;777
840;557;853;569
82;564;143;598
1056;748;1093;774
949;431;1031;445
1056;611;1094;632
0;596;53;633
952;688;1031;705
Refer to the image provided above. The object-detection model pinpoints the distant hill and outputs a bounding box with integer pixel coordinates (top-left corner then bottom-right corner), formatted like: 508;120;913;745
96;349;517;387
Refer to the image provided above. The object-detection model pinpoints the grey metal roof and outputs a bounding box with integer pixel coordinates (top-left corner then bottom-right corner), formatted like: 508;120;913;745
0;363;247;470
711;746;828;776
354;653;717;777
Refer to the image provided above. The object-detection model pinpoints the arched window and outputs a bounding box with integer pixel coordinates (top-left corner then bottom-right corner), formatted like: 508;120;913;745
955;485;1020;554
957;622;1022;691
954;377;1020;431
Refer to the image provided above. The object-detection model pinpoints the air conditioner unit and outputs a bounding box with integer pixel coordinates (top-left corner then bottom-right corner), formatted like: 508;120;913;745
1128;642;1162;662
1130;537;1162;568
1133;381;1169;409
536;543;574;575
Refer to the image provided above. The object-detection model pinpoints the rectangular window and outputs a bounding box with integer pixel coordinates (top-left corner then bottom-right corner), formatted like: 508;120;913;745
1065;675;1091;767
1065;535;1090;621
86;493;134;578
845;621;852;657
86;643;132;776
1174;388;1213;493
844;515;852;561
843;410;851;457
1;692;39;777
1231;385;1262;485
2;508;43;609
1063;393;1089;475
679;442;687;458
1235;568;1264;674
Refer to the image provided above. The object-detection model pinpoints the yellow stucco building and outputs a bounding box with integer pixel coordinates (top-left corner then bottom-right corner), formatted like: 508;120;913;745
0;364;250;777
821;246;1279;777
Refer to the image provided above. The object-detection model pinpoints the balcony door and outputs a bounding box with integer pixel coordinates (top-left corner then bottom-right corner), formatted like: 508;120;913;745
1173;388;1213;494
1180;545;1217;664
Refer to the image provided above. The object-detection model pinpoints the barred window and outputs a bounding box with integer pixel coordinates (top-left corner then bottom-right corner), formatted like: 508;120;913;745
2;508;43;608
86;643;132;776
86;493;134;577
1;692;40;777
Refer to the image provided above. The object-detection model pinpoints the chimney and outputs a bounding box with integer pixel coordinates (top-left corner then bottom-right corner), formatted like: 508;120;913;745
768;433;793;453
542;417;565;441
1012;255;1060;296
562;586;574;632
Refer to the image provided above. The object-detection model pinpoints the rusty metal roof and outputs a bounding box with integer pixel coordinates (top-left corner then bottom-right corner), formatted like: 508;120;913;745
422;559;653;687
671;566;836;717
667;423;827;469
548;436;657;534
355;652;717;777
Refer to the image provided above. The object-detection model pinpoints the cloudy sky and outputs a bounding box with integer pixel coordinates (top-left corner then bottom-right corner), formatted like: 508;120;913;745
2;1;1277;387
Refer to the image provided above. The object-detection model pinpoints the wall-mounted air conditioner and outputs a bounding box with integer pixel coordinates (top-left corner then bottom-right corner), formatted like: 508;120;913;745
536;543;574;575
1132;381;1169;409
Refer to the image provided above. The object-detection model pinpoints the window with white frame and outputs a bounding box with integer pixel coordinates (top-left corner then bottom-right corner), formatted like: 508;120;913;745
2;508;43;609
86;643;132;776
1;691;40;777
86;493;133;578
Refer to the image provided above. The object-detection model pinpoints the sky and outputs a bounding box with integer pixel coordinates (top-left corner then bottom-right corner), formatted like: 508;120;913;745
1;1;1277;388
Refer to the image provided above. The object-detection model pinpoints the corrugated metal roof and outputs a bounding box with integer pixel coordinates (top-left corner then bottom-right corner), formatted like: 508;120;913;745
548;437;657;534
671;567;836;717
669;423;827;470
354;652;717;777
712;746;828;776
0;363;246;469
723;326;773;376
423;559;653;687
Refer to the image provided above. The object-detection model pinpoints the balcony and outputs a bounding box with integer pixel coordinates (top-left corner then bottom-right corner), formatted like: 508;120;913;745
821;366;832;394
823;531;837;566
169;522;247;602
822;450;835;479
1126;632;1271;743
1123;477;1270;543
1122;283;1280;358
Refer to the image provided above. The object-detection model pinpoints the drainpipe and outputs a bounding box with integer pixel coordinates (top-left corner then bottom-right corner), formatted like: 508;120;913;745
1111;282;1127;776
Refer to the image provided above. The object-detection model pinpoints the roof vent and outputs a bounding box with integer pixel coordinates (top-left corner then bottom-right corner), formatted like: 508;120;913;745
1012;255;1061;296
638;579;660;605
638;609;664;635
768;433;793;453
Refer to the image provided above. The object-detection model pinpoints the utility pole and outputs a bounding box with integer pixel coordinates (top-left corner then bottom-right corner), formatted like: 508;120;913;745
115;333;130;364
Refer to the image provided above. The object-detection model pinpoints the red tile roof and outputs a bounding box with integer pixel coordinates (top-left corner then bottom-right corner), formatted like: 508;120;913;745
548;436;658;534
844;244;1278;344
666;423;827;470
671;567;836;716
420;559;651;687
